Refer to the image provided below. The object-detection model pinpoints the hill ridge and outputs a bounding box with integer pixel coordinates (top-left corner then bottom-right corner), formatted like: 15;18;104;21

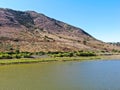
0;8;118;52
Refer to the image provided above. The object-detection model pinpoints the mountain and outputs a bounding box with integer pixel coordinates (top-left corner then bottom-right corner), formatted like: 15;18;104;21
0;8;119;52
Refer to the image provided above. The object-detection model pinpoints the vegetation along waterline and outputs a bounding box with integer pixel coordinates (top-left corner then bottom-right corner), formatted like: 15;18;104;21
0;51;98;65
0;51;120;65
0;56;102;65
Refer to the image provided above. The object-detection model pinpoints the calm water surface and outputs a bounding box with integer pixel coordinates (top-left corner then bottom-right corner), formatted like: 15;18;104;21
0;60;120;90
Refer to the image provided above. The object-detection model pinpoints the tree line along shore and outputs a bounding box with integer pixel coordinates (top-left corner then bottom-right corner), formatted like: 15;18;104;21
0;50;120;65
0;51;96;59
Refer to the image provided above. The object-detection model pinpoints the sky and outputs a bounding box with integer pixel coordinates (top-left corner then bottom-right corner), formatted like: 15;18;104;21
0;0;120;42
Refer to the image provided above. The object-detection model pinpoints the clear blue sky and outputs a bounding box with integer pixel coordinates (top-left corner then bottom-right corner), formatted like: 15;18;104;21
0;0;120;42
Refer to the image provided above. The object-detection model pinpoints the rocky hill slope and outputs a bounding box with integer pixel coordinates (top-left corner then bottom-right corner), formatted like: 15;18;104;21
0;8;118;52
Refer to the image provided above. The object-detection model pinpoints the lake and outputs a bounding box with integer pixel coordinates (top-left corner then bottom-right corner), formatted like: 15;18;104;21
0;60;120;90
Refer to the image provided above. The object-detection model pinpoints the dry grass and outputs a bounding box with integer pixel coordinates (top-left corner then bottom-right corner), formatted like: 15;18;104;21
0;56;101;65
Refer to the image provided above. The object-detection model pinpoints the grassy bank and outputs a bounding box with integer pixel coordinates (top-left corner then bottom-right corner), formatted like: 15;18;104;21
0;56;101;65
0;51;120;65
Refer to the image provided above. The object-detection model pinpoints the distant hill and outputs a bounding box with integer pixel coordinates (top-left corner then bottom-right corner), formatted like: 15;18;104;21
0;8;119;52
108;42;120;47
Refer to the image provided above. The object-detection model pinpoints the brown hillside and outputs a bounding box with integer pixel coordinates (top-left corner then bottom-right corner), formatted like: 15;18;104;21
0;8;119;52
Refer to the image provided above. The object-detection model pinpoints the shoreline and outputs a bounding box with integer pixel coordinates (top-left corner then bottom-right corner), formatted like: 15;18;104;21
0;55;120;65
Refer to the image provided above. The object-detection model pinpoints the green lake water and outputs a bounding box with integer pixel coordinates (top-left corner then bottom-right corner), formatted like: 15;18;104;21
0;60;120;90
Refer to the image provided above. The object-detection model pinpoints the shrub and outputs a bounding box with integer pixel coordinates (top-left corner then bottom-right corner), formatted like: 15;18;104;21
76;51;96;56
0;52;32;59
35;52;45;55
